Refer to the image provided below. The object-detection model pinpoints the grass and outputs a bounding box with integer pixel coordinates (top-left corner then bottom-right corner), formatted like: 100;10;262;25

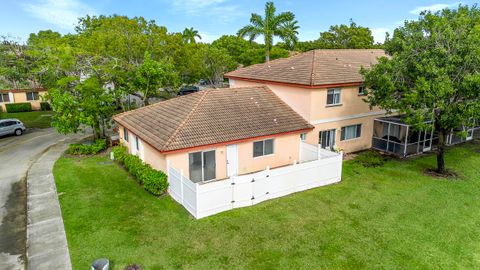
0;111;53;128
54;142;480;269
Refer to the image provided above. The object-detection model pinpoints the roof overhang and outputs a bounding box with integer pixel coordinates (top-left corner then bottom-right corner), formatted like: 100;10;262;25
225;75;363;89
115;117;313;155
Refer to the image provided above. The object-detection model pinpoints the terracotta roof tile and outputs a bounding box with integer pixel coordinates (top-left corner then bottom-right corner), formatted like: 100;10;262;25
113;86;313;152
225;49;386;86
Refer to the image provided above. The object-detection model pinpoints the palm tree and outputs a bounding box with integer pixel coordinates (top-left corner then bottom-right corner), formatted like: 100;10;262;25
237;2;299;62
182;27;202;44
281;20;300;50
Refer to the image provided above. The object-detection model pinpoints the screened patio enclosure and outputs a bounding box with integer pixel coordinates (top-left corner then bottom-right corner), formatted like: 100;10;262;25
372;116;436;157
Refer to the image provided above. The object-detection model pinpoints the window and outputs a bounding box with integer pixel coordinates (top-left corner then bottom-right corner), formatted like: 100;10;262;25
253;139;274;157
0;93;9;102
135;136;139;151
320;129;336;149
326;88;341;105
26;92;39;101
341;124;362;141
358;85;366;95
123;128;129;142
300;133;306;141
189;150;216;182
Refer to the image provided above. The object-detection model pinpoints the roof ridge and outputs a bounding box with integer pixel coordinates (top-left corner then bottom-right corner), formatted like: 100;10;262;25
161;90;210;151
310;50;316;86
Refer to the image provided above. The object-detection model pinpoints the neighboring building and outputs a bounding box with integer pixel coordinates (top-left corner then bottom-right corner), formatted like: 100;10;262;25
113;86;314;182
0;88;47;112
225;49;388;153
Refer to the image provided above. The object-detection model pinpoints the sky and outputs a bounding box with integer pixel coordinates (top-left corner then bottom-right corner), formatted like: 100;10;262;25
0;0;476;44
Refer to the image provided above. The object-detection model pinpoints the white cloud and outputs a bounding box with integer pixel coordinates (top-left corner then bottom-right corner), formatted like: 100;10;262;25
409;2;461;15
371;27;391;44
169;0;242;23
199;32;220;43
22;0;96;30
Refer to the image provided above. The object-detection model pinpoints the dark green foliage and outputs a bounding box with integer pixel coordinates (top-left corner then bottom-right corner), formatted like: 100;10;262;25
40;102;51;111
6;102;32;113
361;5;480;173
67;139;107;155
353;151;389;168
112;146;168;196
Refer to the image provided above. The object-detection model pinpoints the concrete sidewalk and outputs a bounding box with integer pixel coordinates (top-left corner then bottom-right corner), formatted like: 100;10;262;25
26;140;79;269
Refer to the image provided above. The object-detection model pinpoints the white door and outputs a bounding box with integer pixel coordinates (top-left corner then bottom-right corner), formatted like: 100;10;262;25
467;129;474;141
423;131;432;152
226;144;238;177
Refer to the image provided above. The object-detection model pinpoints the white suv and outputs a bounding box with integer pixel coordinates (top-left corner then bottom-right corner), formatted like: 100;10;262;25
0;119;26;136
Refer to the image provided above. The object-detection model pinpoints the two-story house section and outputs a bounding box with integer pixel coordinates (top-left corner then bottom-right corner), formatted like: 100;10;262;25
225;49;387;153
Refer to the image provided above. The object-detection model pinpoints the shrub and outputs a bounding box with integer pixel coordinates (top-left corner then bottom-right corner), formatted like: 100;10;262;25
40;102;51;111
6;102;32;113
112;146;169;196
67;139;107;155
354;150;389;168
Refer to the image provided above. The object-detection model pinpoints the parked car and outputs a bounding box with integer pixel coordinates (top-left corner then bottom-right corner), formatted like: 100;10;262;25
178;85;200;96
0;119;26;136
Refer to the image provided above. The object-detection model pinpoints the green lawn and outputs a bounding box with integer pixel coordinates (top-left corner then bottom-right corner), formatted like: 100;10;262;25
0;111;53;128
54;142;480;269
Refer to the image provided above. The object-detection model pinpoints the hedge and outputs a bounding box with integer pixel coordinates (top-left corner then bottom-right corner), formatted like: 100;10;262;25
40;102;51;111
6;102;32;113
67;139;107;155
112;146;168;196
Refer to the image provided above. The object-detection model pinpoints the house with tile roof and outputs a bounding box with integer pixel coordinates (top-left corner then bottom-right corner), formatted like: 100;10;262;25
114;86;316;182
225;49;389;154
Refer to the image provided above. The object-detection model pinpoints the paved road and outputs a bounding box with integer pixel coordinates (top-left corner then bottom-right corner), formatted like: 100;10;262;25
0;129;71;270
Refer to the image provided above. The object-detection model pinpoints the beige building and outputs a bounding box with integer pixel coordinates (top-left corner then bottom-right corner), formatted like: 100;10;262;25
225;49;388;153
114;86;313;182
0;88;47;112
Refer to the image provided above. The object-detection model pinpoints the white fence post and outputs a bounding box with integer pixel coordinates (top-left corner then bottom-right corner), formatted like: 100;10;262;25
180;169;184;204
167;160;171;193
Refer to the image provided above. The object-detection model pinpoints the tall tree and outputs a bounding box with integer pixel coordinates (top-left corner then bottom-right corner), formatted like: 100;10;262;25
320;20;375;49
197;46;236;87
361;5;480;174
238;1;298;62
133;52;180;105
182;27;202;44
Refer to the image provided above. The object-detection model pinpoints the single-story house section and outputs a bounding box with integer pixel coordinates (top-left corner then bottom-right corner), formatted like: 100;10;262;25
0;88;47;112
113;86;343;218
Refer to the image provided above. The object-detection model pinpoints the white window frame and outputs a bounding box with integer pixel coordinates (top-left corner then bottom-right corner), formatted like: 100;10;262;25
123;128;129;142
26;92;39;101
341;124;362;141
253;138;275;158
358;85;366;96
326;88;341;106
300;133;306;141
189;149;216;182
0;93;9;103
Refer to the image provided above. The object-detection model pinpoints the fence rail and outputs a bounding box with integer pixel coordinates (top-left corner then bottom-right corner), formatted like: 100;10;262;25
167;151;343;219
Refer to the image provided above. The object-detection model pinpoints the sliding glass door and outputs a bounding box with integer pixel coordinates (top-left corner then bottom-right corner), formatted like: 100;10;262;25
189;150;216;183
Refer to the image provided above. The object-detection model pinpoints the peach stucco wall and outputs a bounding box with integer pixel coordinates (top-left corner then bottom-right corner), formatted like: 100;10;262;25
118;124;301;181
163;133;300;180
304;114;379;153
0;91;47;111
229;78;388;153
231;79;312;120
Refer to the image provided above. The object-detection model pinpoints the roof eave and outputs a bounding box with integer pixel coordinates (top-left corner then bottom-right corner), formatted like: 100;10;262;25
225;75;363;89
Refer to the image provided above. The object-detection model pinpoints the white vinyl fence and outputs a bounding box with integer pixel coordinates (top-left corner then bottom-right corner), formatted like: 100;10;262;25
168;150;343;219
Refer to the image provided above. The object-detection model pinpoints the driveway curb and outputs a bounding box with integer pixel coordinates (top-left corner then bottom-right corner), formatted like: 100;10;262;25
26;135;90;270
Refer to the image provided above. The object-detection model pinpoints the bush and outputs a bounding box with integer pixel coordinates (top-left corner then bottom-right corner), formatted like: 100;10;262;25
6;102;32;113
354;151;389;168
67;139;107;155
40;102;51;111
112;145;168;196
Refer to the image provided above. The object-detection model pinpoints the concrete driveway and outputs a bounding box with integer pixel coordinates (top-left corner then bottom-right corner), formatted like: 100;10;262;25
0;128;74;270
